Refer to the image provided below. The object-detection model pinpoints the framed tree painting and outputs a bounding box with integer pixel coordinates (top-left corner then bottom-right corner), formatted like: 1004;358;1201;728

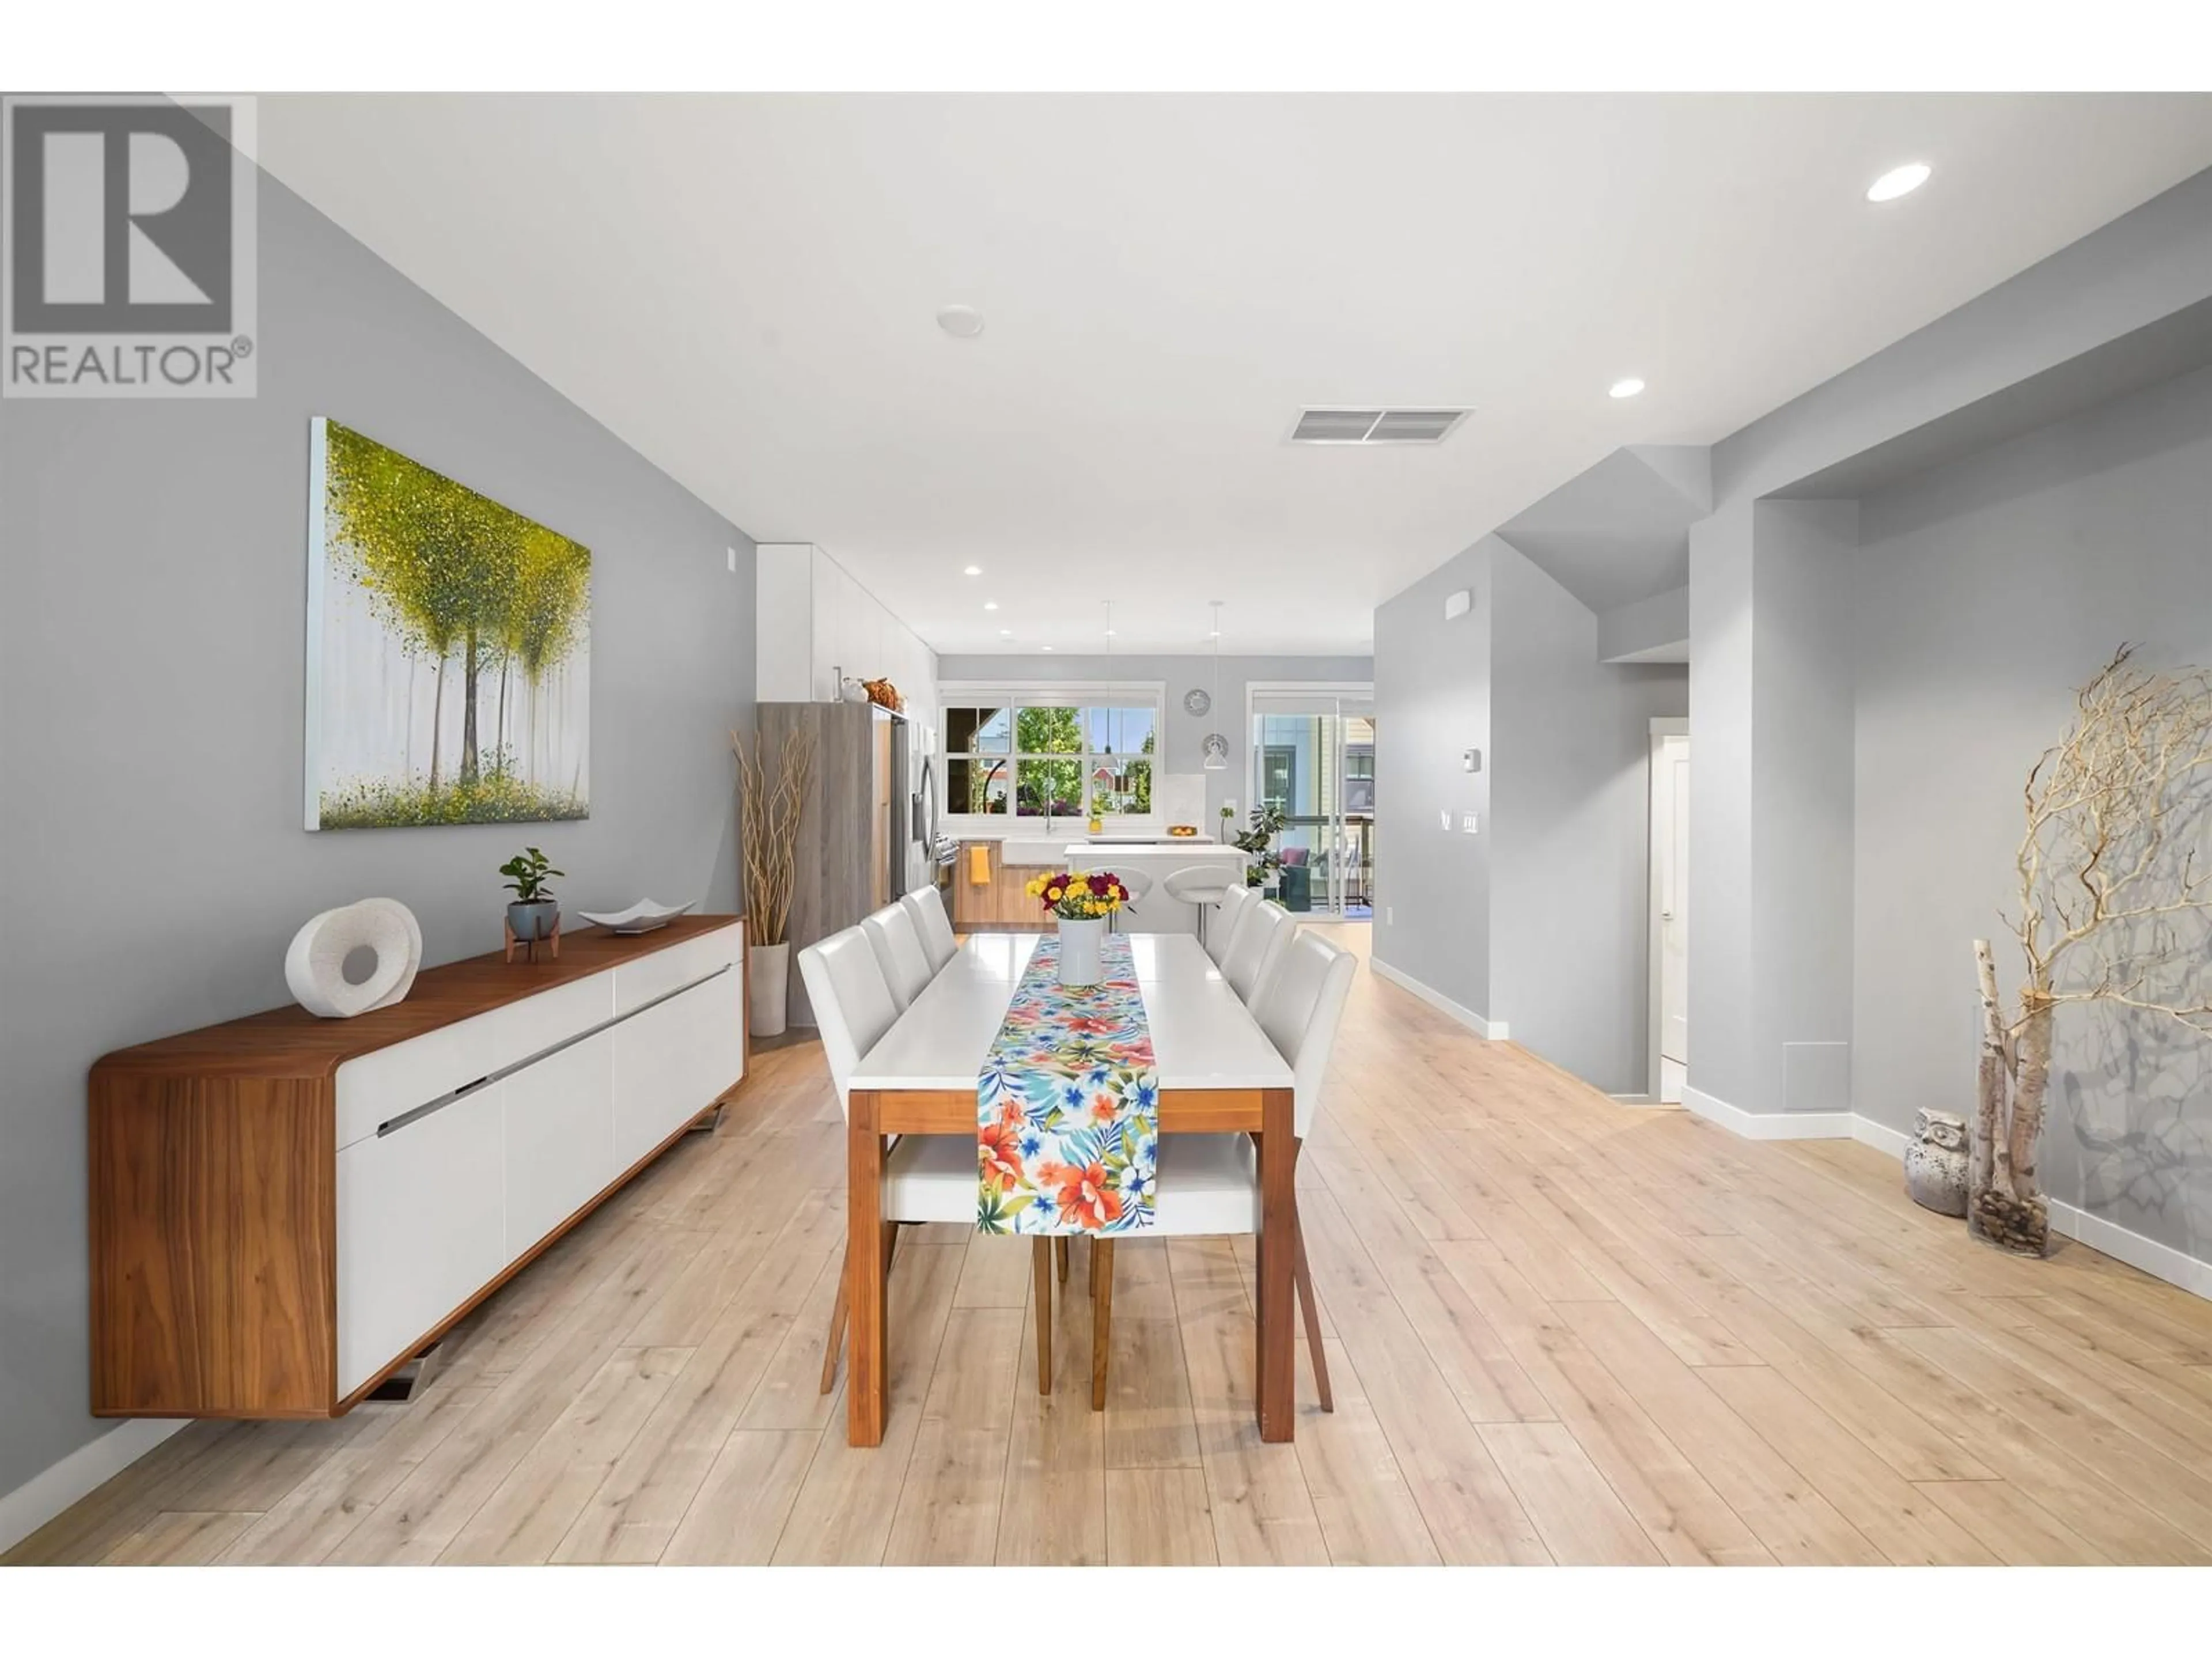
305;417;592;830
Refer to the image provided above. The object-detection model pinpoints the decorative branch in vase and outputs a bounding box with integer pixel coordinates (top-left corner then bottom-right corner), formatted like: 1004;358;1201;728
731;724;815;1037
1971;644;2212;1256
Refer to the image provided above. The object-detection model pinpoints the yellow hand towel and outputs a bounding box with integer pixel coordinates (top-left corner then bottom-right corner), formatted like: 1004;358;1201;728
968;843;992;886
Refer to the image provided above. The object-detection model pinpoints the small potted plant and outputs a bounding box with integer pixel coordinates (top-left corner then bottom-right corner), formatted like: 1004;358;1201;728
1217;804;1234;843
1086;789;1105;836
499;846;565;956
1023;869;1128;987
1233;802;1290;889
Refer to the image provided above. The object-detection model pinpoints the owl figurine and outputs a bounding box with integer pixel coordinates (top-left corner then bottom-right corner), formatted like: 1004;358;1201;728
1904;1108;1970;1218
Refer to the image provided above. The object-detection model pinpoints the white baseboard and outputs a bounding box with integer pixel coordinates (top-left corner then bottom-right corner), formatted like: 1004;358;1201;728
2047;1199;2212;1301
1369;956;1508;1040
1679;1084;1855;1140
0;1417;187;1557
1849;1115;1911;1158
1684;1088;2209;1305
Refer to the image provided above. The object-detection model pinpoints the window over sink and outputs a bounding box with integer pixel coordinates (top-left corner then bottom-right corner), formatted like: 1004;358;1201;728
941;683;1161;828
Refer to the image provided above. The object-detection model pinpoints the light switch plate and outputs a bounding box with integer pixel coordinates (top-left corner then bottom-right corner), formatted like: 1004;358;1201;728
726;545;738;573
1463;748;1482;773
1462;812;1480;834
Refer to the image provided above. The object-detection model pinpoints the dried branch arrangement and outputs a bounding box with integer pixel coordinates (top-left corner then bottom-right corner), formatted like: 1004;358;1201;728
1973;644;2212;1255
730;725;815;949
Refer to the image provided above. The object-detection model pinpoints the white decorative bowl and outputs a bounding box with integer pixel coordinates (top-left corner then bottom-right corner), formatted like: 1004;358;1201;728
578;898;698;934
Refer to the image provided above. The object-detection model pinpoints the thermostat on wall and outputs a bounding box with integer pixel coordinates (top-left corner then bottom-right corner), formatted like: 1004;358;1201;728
1462;748;1482;772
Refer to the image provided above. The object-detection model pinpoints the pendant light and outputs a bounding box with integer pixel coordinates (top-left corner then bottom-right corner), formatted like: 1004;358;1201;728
1202;601;1229;771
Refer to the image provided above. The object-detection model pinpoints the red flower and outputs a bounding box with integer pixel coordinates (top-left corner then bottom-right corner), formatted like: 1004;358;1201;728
978;1113;1026;1190
1051;1160;1123;1230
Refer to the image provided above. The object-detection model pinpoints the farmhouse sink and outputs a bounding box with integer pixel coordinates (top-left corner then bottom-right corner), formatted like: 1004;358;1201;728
998;838;1073;866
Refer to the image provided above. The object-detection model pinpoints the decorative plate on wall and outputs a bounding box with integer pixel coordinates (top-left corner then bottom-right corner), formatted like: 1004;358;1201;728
1183;687;1212;716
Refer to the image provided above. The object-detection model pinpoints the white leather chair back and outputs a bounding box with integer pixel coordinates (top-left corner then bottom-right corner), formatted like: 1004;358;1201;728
1222;900;1294;1006
1108;868;1155;931
862;903;934;1010
1203;882;1253;968
900;885;959;973
797;927;900;1116
1252;931;1358;1137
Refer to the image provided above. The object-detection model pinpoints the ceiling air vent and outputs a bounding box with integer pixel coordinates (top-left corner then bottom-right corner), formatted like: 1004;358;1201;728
1289;407;1469;445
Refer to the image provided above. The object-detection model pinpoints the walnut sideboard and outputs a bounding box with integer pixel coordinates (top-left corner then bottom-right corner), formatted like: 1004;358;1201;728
89;914;748;1419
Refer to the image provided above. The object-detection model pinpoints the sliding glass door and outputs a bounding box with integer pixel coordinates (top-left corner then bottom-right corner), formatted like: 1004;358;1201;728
1249;685;1374;919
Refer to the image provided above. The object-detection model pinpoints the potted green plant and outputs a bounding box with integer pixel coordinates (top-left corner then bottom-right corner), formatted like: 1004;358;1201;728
1233;802;1290;889
499;846;565;946
1217;804;1234;843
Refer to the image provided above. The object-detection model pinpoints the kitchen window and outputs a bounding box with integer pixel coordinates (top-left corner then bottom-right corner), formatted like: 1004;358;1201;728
941;685;1161;824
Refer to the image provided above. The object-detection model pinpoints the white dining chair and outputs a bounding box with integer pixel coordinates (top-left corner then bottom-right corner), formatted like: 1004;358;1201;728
1202;881;1254;967
900;885;959;973
861;902;934;1011
1085;930;1359;1409
1107;868;1155;933
1221;897;1296;1007
801;927;1052;1395
1165;863;1241;950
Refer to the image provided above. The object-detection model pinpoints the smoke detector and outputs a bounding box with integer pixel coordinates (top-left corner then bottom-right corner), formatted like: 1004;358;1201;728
1289;408;1469;445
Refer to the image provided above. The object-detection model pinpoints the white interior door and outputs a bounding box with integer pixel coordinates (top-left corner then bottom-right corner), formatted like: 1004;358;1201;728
1653;732;1691;1103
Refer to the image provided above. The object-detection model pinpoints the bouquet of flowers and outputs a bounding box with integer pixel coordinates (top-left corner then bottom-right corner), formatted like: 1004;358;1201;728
1024;869;1129;921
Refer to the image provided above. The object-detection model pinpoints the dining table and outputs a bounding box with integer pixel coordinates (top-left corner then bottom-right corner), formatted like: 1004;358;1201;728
843;929;1299;1446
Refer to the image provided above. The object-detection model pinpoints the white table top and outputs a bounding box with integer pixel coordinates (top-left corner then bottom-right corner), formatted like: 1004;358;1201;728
850;931;1293;1093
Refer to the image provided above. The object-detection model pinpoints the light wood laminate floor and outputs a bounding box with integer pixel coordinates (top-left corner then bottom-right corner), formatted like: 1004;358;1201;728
15;926;2212;1566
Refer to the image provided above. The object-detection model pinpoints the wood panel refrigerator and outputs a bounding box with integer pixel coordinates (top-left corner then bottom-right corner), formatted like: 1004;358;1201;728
756;700;912;1025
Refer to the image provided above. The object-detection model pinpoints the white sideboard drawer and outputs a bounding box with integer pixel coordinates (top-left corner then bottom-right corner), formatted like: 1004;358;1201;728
503;1028;615;1264
612;922;744;1017
336;1075;507;1397
334;971;614;1151
612;964;744;1169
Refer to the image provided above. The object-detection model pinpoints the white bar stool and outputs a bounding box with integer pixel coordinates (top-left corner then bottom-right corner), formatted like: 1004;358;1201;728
1164;863;1241;946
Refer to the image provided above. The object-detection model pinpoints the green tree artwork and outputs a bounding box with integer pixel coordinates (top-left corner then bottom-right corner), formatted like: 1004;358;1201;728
306;418;592;830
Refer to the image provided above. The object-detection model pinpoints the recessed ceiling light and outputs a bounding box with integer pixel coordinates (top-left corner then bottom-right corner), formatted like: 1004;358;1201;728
963;565;982;576
1866;162;1931;203
936;304;985;339
983;601;998;611
1609;377;1646;400
1040;645;1055;652
999;628;1013;637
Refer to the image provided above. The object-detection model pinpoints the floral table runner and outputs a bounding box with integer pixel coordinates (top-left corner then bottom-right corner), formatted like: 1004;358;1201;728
976;932;1159;1234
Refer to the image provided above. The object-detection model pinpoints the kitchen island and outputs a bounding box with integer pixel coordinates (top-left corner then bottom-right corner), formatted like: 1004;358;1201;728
950;835;1247;934
1063;841;1247;935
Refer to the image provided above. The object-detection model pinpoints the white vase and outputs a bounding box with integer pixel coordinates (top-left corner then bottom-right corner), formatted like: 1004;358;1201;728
1058;916;1107;987
749;941;790;1037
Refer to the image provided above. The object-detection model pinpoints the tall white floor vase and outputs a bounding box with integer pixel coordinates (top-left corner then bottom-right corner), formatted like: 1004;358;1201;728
1058;916;1107;987
749;941;790;1036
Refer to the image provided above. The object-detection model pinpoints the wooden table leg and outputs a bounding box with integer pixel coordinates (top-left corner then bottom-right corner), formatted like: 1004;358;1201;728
1256;1089;1297;1442
846;1090;888;1446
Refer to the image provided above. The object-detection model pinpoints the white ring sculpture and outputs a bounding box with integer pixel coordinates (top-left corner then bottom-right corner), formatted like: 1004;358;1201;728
284;897;423;1018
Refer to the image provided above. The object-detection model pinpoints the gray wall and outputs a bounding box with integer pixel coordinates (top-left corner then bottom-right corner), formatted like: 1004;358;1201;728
0;169;755;1501
1372;543;1493;1018
1853;362;2212;1259
1690;166;2212;1122
1371;535;1687;1087
933;652;1374;827
1490;541;1688;1093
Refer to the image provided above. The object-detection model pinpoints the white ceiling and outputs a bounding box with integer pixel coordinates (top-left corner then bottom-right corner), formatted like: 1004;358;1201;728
257;93;2212;657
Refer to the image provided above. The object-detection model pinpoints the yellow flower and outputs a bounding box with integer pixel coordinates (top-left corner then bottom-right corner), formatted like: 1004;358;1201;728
1065;875;1089;895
